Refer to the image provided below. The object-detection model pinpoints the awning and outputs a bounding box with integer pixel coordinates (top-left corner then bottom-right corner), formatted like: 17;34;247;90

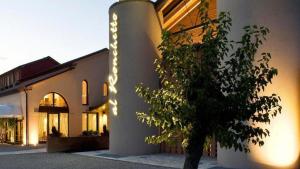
0;105;22;118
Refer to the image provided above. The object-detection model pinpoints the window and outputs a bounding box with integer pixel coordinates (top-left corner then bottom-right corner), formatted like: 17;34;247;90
82;80;88;105
82;112;98;132
38;92;69;142
103;82;108;96
60;113;69;137
82;113;87;131
38;113;47;142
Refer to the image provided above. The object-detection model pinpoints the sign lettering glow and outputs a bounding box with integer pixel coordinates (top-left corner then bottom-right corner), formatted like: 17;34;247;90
109;13;118;116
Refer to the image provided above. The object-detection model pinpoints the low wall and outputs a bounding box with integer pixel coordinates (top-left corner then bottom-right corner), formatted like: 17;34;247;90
47;136;109;153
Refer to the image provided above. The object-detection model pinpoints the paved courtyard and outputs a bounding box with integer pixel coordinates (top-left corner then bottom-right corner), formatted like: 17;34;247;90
75;151;230;169
0;153;175;169
0;144;232;169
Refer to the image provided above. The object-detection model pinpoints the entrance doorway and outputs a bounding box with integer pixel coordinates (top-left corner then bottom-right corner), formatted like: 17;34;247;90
37;92;69;143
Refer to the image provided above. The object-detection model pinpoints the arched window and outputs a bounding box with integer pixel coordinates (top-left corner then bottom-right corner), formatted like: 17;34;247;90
82;80;88;105
103;82;108;97
38;92;69;142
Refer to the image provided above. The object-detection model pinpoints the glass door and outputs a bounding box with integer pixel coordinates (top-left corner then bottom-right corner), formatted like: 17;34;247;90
49;113;59;134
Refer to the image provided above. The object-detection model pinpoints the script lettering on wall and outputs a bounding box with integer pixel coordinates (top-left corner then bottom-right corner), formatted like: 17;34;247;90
109;13;119;116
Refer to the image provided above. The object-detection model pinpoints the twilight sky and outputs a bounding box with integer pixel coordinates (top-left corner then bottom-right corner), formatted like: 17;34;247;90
0;0;117;74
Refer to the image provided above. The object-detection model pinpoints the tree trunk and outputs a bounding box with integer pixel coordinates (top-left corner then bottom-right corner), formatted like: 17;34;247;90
183;133;206;169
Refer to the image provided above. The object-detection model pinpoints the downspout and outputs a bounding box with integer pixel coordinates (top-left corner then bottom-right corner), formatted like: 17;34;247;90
24;87;29;145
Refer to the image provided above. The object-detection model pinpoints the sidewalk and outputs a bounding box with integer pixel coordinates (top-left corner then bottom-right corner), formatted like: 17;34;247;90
0;144;46;155
75;150;230;169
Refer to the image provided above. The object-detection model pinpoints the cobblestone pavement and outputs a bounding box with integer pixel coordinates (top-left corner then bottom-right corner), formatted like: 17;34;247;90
0;153;175;169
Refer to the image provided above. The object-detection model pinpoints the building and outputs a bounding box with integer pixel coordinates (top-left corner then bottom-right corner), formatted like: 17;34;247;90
0;49;109;145
108;0;299;169
0;56;60;143
0;0;298;168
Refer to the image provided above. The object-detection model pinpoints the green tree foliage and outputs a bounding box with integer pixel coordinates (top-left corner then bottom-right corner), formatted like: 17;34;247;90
135;1;281;169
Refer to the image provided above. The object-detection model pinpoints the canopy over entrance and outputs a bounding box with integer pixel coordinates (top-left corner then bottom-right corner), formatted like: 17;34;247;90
0;105;22;118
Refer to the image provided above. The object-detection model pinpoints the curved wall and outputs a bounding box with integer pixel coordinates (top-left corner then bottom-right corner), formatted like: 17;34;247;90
217;0;300;169
109;0;162;155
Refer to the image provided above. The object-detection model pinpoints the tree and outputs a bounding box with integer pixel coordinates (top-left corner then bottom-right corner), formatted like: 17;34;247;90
135;1;282;169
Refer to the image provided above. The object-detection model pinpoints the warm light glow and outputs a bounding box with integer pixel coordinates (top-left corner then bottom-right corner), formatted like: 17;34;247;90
29;131;38;146
82;113;87;131
161;0;201;30
251;78;300;168
109;12;119;116
44;117;47;127
22;126;26;145
102;113;107;127
38;113;47;142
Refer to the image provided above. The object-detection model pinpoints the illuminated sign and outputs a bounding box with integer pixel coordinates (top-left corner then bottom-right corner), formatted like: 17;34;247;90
109;13;118;116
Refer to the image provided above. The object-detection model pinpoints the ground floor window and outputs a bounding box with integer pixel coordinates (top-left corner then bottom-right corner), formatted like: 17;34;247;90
38;113;69;142
38;113;47;142
38;92;69;142
82;112;98;132
0;118;23;144
60;113;68;136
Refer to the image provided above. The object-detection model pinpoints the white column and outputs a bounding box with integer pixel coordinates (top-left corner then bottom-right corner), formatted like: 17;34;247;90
108;0;162;155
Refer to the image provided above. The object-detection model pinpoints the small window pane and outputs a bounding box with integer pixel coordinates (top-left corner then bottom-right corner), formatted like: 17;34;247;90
103;83;108;96
60;113;68;137
88;114;97;131
82;81;88;105
40;93;53;106
38;113;47;142
54;93;67;107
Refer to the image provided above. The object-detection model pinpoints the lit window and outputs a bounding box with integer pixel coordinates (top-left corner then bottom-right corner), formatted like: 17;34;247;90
103;82;108;96
82;112;98;132
82;113;87;131
82;80;88;105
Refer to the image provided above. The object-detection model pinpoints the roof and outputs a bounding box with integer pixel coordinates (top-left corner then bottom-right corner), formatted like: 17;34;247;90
22;48;109;85
0;56;60;76
0;48;109;97
61;48;108;67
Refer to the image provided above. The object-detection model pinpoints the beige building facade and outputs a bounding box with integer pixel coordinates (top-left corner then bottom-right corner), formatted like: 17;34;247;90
0;49;110;145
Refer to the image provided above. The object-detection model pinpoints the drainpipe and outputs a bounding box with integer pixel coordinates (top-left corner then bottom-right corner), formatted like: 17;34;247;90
23;87;31;145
